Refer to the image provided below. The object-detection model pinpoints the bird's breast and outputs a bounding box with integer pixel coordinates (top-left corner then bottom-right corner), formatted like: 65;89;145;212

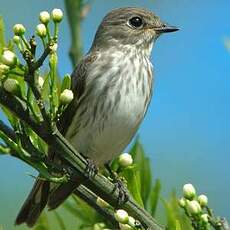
66;50;153;164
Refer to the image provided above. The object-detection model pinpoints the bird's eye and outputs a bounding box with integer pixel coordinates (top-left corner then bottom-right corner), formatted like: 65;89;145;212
128;17;143;28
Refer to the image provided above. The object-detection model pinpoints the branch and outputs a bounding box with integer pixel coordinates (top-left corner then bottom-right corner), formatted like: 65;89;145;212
23;47;51;125
0;87;163;229
74;186;119;228
0;116;118;227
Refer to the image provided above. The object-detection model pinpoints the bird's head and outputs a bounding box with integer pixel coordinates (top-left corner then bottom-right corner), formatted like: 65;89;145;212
92;7;179;51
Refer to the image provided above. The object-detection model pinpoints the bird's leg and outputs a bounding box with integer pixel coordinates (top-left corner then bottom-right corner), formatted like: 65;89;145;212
104;162;117;179
85;158;98;178
104;162;129;207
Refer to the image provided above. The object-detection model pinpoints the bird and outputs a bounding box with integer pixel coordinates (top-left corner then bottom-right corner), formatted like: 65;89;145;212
15;7;178;227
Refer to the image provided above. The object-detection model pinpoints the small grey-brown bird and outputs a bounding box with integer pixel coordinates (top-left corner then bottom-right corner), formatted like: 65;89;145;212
15;7;178;227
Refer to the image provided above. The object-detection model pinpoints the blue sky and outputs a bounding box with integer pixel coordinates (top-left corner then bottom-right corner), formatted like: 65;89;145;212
0;0;230;228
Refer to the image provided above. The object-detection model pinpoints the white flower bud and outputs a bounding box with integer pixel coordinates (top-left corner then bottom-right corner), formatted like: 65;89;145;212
13;24;26;36
36;24;47;37
128;216;136;227
119;217;136;230
201;214;209;223
13;35;20;44
0;64;10;76
119;223;133;230
178;197;186;208
93;223;106;230
60;89;74;105
3;78;20;95
198;194;208;207
1;50;17;67
38;76;44;88
118;153;133;167
114;209;129;224
187;200;201;215
183;183;196;200
51;9;63;23
39;11;50;24
50;43;58;53
96;197;110;208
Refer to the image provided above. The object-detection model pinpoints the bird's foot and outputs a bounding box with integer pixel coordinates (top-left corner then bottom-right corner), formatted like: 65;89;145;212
104;163;129;206
84;158;98;178
113;178;129;207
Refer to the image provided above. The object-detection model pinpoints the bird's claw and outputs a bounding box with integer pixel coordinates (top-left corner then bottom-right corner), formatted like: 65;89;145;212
84;159;98;178
104;162;129;206
113;178;129;207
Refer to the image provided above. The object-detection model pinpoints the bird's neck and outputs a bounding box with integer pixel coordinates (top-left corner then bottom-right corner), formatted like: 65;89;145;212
115;42;154;59
92;40;154;59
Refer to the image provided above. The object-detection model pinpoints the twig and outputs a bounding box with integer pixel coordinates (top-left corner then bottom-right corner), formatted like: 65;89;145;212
0;120;16;140
32;45;51;71
74;186;119;228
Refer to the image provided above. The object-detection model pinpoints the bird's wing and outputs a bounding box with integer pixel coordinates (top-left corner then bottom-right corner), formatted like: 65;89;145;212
47;53;98;211
58;52;98;135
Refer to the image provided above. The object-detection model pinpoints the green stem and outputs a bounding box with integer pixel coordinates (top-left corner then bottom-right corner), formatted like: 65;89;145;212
49;53;58;121
9;70;24;76
41;37;46;48
45;25;51;41
54;22;59;39
0;120;68;183
25;87;41;122
21;35;30;50
0;144;10;154
0;130;30;158
64;0;85;66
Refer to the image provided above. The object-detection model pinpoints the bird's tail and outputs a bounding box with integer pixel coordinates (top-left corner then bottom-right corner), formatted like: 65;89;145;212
15;179;50;227
48;181;81;210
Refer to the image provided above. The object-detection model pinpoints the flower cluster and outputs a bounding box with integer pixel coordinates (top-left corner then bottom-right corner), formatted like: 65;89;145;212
0;9;74;109
0;49;20;93
179;183;224;229
0;49;16;76
95;197;141;229
114;209;140;230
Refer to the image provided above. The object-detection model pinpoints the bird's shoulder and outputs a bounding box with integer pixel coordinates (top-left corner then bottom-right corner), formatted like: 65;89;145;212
71;52;98;99
57;52;98;135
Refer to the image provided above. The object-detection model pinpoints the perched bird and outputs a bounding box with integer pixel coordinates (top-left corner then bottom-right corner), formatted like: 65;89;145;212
15;7;178;227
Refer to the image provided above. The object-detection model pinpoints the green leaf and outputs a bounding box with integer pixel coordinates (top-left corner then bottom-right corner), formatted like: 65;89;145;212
33;212;50;230
162;191;192;230
36;136;48;155
41;73;50;100
62;201;79;216
0;16;5;54
129;137;141;160
0;144;10;154
64;196;98;225
141;157;152;206
7;39;14;51
175;220;182;230
53;210;66;230
8;73;27;98
71;195;97;223
150;179;161;217
121;166;144;207
1;105;18;128
61;74;71;91
130;139;152;206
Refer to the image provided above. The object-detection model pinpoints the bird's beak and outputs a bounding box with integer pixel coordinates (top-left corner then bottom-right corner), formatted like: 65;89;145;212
155;24;179;33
